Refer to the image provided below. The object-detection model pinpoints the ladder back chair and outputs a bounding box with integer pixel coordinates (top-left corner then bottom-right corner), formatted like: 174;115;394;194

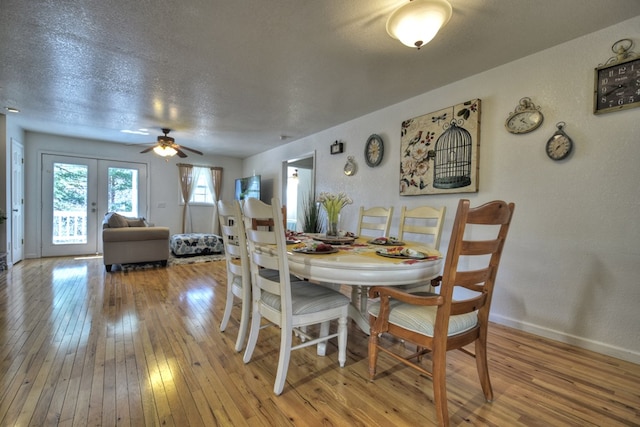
242;198;350;395
217;199;251;352
398;205;446;249
397;205;446;293
368;199;515;426
356;206;394;239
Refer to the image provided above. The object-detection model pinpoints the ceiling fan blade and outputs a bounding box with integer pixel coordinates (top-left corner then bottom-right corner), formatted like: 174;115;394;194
140;146;155;154
176;148;188;158
177;145;203;155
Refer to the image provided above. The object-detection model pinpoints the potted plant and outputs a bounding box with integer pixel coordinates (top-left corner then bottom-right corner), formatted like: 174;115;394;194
301;194;322;233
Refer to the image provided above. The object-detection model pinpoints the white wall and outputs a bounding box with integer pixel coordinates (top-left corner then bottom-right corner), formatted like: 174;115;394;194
23;132;243;258
244;17;640;363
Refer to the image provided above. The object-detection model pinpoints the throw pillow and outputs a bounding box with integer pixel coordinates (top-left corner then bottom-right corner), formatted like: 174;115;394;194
126;218;147;227
106;212;129;228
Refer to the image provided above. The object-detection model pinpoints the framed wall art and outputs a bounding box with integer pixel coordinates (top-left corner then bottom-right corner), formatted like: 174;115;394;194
399;99;481;196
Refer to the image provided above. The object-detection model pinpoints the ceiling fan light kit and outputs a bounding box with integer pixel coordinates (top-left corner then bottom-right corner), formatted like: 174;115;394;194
153;145;178;157
140;128;203;158
386;0;452;49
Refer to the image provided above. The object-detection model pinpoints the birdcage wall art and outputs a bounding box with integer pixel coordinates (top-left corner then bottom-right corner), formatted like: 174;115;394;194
399;99;480;196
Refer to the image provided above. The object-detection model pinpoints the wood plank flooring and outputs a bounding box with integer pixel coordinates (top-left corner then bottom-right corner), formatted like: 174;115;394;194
0;256;638;426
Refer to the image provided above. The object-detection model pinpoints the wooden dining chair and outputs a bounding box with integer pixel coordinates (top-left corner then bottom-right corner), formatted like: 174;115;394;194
217;199;251;352
397;205;446;249
242;197;350;395
397;205;446;293
368;199;515;426
251;204;288;230
356;206;394;239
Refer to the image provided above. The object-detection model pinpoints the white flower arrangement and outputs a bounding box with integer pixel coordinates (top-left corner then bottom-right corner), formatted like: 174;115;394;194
316;192;352;224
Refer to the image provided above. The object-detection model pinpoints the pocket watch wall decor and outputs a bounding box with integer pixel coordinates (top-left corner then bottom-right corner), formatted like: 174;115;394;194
594;39;640;115
505;97;544;134
344;156;357;176
545;122;573;161
365;134;384;167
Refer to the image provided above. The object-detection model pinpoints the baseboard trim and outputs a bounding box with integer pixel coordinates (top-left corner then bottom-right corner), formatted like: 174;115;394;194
490;313;640;365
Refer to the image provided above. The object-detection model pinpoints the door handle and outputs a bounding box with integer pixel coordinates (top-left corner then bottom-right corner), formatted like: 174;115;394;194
12;209;18;212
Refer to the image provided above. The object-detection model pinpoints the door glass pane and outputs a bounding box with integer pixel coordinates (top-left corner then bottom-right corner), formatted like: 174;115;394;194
108;167;139;216
53;163;88;244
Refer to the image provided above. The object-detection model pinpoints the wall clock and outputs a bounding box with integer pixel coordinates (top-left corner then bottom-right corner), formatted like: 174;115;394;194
545;122;573;161
344;156;357;176
594;39;640;115
365;134;384;167
505;97;544;134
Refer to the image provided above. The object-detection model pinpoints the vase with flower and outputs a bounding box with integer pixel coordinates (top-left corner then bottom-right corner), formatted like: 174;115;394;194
317;191;352;237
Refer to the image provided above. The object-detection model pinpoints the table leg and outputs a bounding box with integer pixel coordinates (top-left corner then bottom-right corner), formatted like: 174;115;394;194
348;285;371;335
348;304;370;335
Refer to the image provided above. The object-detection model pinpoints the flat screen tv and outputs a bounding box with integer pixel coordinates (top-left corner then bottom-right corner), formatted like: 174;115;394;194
235;175;261;200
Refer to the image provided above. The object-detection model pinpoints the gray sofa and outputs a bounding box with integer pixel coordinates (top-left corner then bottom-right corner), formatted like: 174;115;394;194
102;212;170;272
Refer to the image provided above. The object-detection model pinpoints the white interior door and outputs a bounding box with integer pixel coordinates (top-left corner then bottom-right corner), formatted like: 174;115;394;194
11;139;24;264
41;155;147;257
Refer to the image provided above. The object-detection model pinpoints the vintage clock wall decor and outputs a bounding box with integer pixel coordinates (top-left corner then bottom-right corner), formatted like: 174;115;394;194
545;122;573;161
505;97;544;134
594;39;640;115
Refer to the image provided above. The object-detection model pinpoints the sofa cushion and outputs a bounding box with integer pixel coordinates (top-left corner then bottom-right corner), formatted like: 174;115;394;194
102;226;170;242
106;212;130;228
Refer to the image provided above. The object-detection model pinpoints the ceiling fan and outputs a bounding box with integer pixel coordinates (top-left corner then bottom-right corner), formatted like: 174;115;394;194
140;128;203;158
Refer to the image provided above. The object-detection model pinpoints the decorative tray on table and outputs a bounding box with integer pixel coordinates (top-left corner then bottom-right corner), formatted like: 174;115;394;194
368;237;404;246
375;247;427;260
313;235;356;245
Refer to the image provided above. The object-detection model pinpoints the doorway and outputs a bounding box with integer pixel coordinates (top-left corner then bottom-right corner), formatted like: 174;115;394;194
282;153;315;232
41;154;148;257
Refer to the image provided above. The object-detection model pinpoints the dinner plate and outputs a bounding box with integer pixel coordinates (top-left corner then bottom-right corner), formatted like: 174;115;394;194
292;247;339;255
313;236;356;245
368;239;405;246
375;248;427;259
286;239;301;244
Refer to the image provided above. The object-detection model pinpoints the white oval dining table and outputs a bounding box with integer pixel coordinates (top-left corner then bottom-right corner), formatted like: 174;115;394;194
287;237;443;333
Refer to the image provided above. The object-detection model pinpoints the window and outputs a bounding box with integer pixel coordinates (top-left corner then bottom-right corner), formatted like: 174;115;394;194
183;166;215;205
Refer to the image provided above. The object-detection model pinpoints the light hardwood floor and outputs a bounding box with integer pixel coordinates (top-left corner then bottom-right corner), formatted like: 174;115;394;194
0;256;638;426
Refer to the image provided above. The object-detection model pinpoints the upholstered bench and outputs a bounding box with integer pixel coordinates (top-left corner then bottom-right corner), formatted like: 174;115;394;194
170;233;224;257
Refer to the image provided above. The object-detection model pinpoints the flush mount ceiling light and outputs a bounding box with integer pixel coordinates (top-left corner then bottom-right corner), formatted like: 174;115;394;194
386;0;452;49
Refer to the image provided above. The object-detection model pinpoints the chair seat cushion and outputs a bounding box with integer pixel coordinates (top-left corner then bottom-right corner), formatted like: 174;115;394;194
368;299;478;337
261;281;349;315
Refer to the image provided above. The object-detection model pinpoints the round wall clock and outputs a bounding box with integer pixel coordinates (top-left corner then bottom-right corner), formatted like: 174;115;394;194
545;122;573;161
505;97;544;134
365;134;384;167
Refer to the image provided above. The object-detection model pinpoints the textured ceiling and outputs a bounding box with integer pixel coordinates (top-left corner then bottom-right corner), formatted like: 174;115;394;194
1;0;639;158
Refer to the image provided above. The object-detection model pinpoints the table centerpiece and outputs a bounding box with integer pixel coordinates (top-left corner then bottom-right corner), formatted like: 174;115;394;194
317;191;352;237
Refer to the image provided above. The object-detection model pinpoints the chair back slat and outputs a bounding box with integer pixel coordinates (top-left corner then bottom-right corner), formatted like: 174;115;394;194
243;197;292;305
357;206;394;239
217;199;252;351
398;205;446;249
438;200;515;320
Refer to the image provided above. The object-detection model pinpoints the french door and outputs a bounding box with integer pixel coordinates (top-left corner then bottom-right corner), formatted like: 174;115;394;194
41;155;148;257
